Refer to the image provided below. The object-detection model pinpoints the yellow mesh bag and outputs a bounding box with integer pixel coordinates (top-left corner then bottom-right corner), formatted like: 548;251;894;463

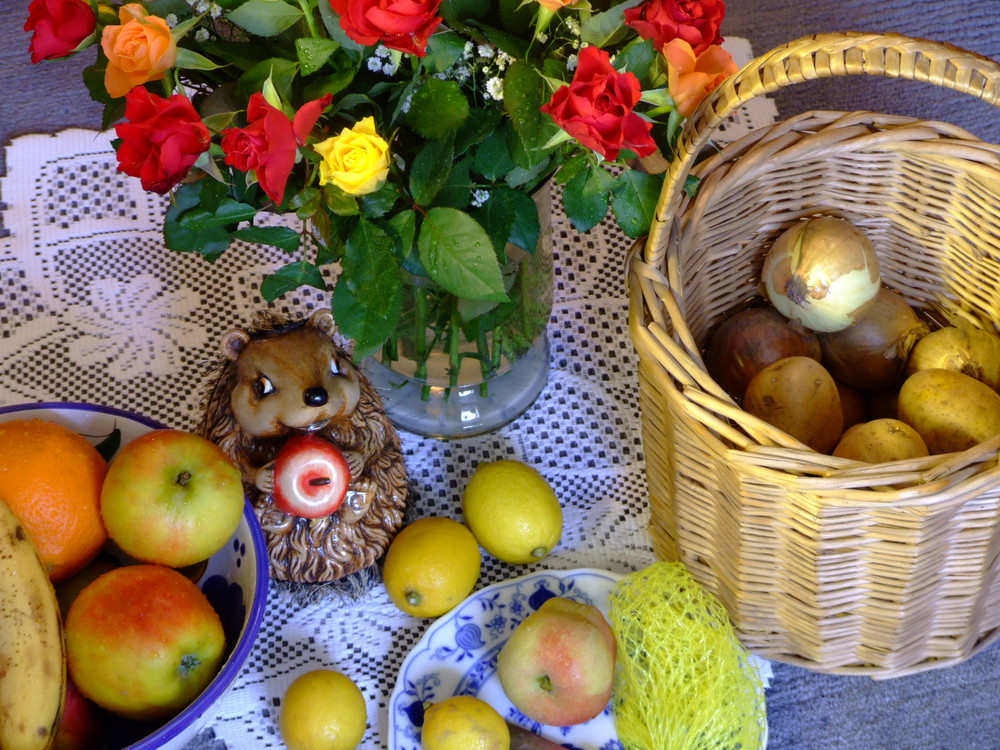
609;562;765;749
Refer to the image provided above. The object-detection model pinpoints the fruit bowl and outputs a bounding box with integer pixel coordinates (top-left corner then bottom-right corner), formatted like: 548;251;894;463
0;402;268;750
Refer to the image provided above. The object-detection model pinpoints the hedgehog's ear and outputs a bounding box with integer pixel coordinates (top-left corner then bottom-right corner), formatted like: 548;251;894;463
307;309;336;336
307;308;356;357
221;329;251;361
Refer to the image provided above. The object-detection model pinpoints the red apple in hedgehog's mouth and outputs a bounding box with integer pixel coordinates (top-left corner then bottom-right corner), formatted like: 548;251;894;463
272;435;351;518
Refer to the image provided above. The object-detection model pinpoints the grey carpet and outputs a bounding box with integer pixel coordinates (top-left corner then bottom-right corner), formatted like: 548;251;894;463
3;2;1000;749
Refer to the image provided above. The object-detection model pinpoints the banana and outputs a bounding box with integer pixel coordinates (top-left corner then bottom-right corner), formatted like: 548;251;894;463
0;496;65;750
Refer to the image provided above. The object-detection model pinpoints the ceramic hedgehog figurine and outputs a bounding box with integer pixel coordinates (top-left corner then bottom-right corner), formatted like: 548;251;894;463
198;309;408;583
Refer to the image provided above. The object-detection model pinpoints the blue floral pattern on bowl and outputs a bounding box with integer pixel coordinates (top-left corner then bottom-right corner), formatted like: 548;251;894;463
388;568;626;750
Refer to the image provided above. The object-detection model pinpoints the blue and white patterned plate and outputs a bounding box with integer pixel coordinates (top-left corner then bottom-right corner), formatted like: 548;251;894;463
388;568;625;750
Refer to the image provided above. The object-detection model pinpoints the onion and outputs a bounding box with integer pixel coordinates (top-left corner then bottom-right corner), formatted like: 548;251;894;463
819;288;929;391
905;325;1000;390
705;305;821;400
762;216;882;333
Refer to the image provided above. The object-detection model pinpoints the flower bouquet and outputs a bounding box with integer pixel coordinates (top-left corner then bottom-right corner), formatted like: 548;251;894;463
25;0;735;424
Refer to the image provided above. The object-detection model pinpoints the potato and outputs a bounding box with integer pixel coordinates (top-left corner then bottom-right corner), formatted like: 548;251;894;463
743;356;843;453
897;368;1000;454
833;419;929;463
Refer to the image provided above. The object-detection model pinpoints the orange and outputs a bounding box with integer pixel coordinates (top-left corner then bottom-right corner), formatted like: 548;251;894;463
0;419;108;583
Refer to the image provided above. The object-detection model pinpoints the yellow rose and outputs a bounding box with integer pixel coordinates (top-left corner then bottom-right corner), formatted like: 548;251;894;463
314;117;390;196
101;4;177;99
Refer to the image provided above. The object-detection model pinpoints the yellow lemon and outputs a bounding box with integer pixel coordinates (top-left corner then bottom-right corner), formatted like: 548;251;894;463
279;670;367;750
382;517;481;618
422;695;510;750
462;460;562;564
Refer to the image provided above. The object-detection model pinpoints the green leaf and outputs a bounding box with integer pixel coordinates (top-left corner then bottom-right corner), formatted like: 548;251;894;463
163;180;254;260
473;128;515;181
296;38;340;76
261;261;327;300
615;38;660;88
227;0;303;37
323;184;360;216
389;210;426;276
611;170;663;238
436;158;472;209
236;58;299;102
580;0;645;47
503;61;558;164
472;188;516;263
562;164;616;232
317;0;364;55
359;184;400;217
418;208;508;301
334;220;403;358
409;135;455;206
508;189;541;253
175;47;226;72
233;225;302;252
455;108;504;156
424;30;467;74
405;78;469;139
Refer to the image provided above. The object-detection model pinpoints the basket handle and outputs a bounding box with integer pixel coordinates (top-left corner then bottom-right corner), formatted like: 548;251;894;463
645;32;1000;268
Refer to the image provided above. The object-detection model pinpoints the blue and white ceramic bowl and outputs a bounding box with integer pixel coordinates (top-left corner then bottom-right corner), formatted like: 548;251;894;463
0;402;268;750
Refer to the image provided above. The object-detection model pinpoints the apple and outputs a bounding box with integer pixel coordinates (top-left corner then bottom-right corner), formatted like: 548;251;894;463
497;596;616;726
52;679;104;750
100;429;245;568
65;564;226;722
273;435;351;518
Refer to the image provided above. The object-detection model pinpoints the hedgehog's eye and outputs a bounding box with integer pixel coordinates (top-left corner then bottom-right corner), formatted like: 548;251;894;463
253;375;274;398
330;357;341;377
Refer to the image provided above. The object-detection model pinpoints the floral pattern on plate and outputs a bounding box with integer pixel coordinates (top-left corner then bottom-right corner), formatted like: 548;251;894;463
388;568;625;750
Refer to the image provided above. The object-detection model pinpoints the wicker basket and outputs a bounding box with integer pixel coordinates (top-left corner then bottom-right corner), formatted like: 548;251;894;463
628;32;1000;678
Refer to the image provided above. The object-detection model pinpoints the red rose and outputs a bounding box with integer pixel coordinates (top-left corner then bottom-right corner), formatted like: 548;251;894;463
624;0;725;56
221;93;333;205
540;46;657;161
24;0;96;63
114;88;211;194
328;0;443;56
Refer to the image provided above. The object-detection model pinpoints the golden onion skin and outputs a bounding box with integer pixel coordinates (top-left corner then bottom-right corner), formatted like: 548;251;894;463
905;325;1000;391
762;216;881;333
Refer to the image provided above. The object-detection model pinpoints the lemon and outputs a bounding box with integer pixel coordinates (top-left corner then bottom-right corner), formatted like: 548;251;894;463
279;670;367;750
422;695;510;750
382;516;481;618
462;460;562;564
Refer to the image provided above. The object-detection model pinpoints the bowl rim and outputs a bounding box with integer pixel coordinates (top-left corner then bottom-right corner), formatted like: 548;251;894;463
0;401;269;748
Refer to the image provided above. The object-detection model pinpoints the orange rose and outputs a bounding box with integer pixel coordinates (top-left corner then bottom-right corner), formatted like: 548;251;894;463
536;0;575;10
101;4;176;98
662;38;737;118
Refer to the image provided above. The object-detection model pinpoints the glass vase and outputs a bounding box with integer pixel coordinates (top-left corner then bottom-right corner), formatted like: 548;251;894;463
361;186;554;439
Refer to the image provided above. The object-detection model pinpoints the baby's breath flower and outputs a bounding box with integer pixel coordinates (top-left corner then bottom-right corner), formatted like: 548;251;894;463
477;44;494;59
194;28;210;42
452;64;471;82
485;77;504;101
463;41;475;59
564;17;581;35
210;2;223;17
375;45;391;58
497;50;515;68
164;13;178;26
566;54;579;72
367;56;383;72
401;91;415;114
471;189;490;207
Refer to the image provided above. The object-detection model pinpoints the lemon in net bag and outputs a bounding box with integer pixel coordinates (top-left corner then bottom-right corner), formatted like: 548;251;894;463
608;561;766;750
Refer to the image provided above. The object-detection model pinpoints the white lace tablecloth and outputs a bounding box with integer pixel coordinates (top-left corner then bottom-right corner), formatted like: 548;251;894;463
0;47;776;748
